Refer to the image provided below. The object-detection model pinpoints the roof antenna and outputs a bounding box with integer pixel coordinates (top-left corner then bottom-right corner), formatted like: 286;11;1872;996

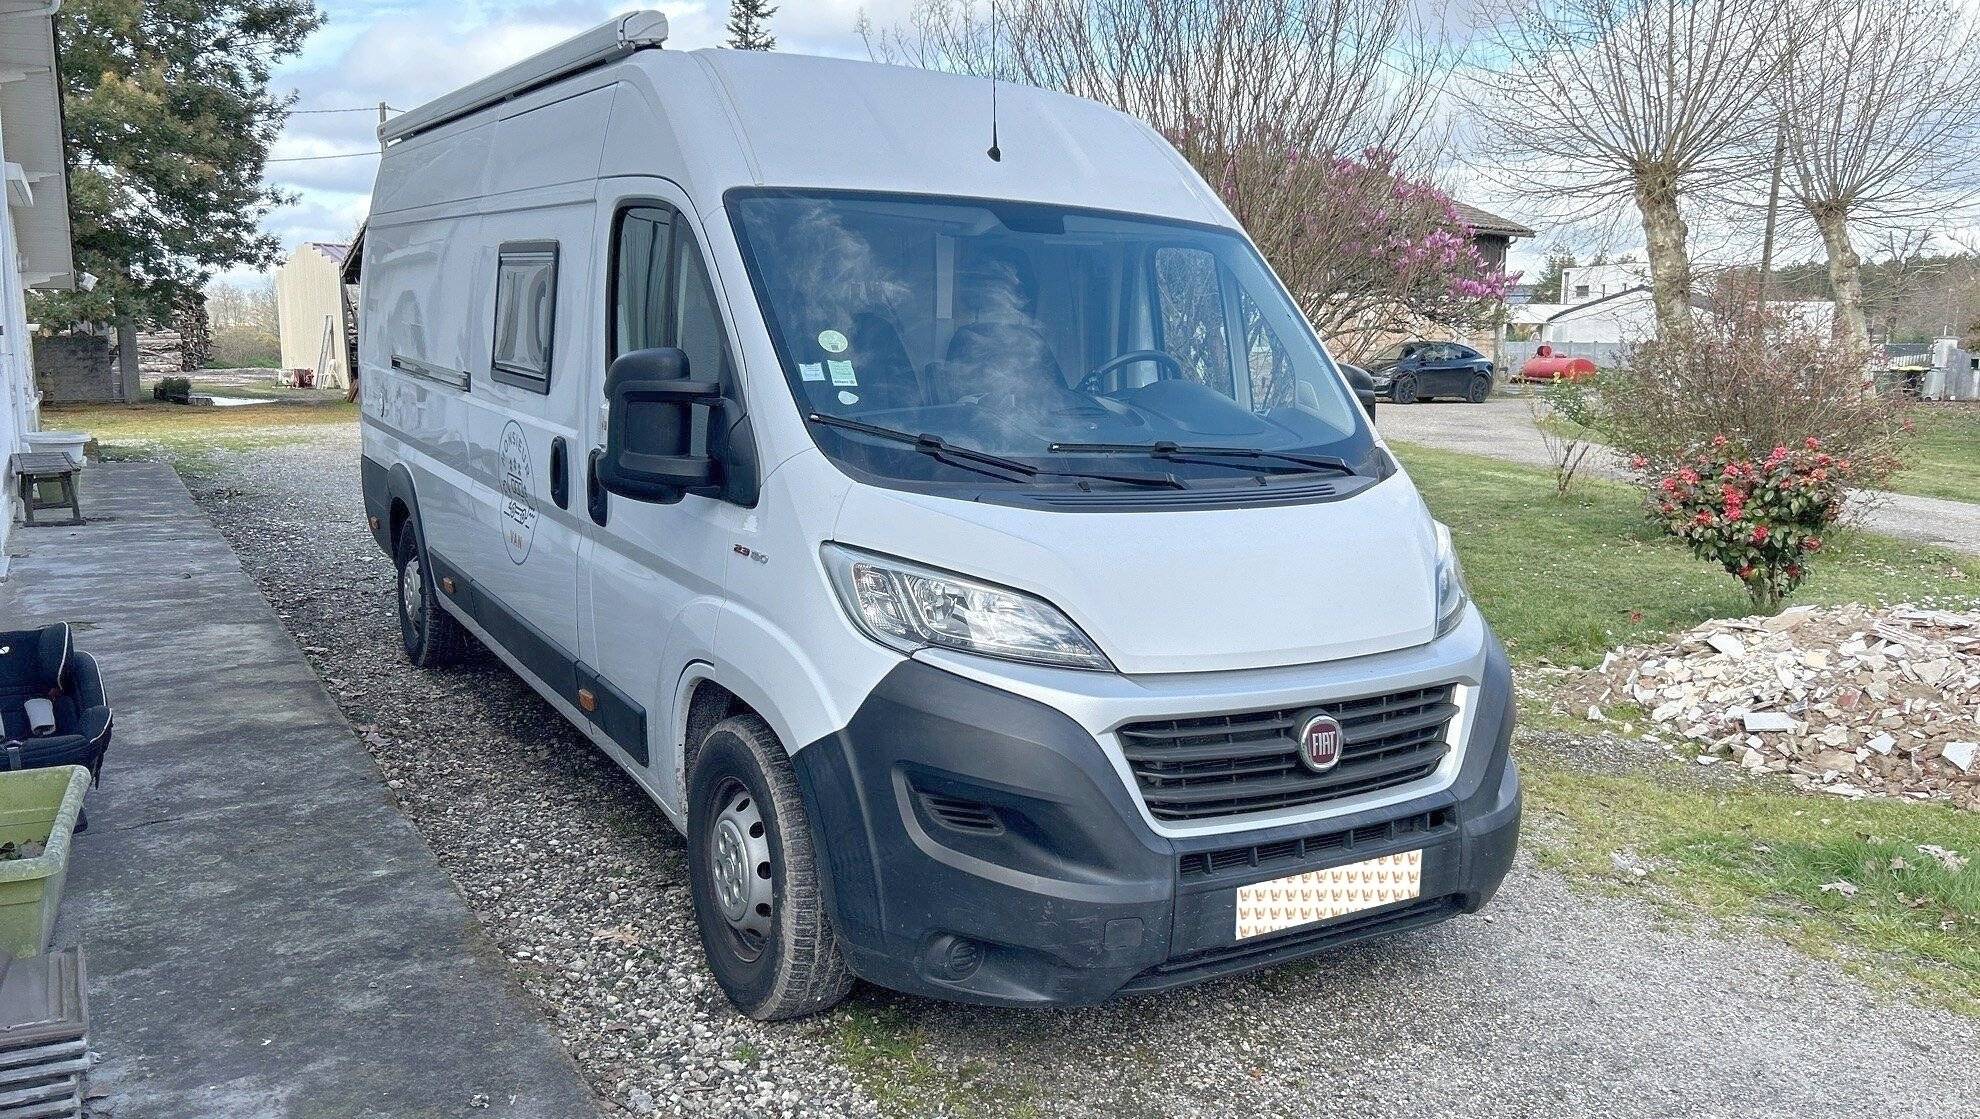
985;1;1002;162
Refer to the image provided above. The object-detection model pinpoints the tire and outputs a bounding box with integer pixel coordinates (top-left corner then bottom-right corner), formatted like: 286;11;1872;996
687;714;853;1020
1466;374;1491;404
1391;373;1418;405
393;520;466;667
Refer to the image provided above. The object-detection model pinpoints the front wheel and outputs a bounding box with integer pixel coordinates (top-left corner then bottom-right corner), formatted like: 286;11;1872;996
1466;374;1491;404
688;714;853;1020
1391;373;1418;405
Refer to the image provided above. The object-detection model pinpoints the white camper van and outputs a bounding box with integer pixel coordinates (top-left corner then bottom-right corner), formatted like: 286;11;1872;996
358;11;1519;1020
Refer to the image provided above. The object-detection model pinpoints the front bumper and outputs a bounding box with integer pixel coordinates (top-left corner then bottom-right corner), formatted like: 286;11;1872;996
791;633;1520;1006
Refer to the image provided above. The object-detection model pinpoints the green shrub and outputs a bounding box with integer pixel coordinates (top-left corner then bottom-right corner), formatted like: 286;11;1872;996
206;326;280;370
1639;437;1855;611
152;376;192;404
1596;297;1908;483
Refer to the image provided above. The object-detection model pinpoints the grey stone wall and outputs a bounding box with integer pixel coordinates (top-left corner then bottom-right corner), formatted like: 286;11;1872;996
33;334;121;403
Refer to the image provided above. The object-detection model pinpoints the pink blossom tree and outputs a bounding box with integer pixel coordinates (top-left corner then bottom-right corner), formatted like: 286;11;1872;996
1179;137;1516;357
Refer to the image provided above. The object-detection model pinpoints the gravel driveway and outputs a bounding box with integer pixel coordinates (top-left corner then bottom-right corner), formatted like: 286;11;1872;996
186;421;1978;1118
1376;397;1980;557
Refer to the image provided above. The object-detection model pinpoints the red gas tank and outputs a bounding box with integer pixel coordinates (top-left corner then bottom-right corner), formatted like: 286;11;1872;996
1517;345;1597;383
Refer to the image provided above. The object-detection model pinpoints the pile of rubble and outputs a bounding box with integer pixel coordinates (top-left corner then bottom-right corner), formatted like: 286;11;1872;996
1574;603;1980;809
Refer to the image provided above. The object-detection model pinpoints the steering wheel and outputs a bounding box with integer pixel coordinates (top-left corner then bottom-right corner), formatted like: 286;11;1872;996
1076;349;1185;395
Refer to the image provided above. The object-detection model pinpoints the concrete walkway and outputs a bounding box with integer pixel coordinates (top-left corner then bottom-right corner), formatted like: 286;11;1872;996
1378;398;1980;556
3;463;597;1118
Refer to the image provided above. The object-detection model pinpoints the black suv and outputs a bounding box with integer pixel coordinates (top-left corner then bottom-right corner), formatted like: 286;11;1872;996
1364;342;1495;404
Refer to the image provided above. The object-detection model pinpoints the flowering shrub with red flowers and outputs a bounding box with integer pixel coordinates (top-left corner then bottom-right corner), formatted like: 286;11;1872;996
1640;436;1854;611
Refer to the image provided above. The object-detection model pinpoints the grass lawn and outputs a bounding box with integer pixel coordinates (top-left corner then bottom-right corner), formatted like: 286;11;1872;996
1401;442;1980;1012
1394;441;1979;667
1886;404;1980;505
43;400;356;477
1525;760;1980;1015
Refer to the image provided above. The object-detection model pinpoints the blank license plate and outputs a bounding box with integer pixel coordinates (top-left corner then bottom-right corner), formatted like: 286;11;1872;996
1234;849;1423;940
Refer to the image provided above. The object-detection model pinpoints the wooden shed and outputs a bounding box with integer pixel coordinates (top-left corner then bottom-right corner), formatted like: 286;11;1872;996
275;241;353;389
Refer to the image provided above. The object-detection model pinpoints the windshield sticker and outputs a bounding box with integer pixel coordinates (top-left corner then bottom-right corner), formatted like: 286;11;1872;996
837;390;859;405
798;361;826;382
827;359;858;386
818;329;849;354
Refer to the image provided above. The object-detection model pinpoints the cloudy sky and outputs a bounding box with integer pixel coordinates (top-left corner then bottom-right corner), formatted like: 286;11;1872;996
253;1;913;281
249;1;1980;288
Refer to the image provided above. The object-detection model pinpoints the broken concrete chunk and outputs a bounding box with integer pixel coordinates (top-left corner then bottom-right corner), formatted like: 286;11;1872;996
1706;633;1748;659
1945;742;1979;774
1743;712;1798;733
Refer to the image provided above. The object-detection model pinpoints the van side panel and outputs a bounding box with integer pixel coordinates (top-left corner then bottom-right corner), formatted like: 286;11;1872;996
363;85;614;704
361;210;491;582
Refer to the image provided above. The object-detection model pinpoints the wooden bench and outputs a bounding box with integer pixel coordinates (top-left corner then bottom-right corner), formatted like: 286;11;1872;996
10;452;82;526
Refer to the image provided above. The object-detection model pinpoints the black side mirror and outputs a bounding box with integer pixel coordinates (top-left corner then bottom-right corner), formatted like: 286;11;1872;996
1343;365;1378;419
596;347;724;505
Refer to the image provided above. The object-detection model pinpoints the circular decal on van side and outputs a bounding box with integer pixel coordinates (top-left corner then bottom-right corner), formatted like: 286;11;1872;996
817;329;849;354
499;420;537;565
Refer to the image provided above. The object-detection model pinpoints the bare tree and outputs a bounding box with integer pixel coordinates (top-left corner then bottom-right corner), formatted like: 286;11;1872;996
1861;229;1945;346
867;1;1449;162
205;277;277;332
864;2;1517;353
1473;0;1797;337
1773;0;1980;352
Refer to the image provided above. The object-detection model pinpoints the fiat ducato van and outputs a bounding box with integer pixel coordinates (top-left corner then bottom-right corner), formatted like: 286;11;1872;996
357;11;1519;1020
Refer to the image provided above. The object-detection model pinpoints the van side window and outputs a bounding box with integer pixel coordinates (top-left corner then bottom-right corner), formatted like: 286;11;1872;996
612;204;734;385
492;241;558;393
614;209;672;355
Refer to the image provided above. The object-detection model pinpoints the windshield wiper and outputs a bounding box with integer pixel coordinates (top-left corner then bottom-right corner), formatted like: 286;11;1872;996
1048;440;1358;477
808;414;1187;489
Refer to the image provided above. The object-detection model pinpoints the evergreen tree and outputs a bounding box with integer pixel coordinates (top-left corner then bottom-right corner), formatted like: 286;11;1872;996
1527;242;1578;304
726;0;778;51
33;1;323;329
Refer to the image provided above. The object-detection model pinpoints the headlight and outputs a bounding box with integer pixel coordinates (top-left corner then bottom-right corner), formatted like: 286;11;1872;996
822;544;1113;671
1434;522;1470;637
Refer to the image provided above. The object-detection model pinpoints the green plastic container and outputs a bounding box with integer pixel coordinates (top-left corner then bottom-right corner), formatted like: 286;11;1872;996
0;766;89;958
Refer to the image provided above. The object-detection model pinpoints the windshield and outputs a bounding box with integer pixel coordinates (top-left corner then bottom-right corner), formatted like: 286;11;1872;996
727;190;1379;490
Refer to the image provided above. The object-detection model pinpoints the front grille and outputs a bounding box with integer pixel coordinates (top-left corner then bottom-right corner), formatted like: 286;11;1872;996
1120;685;1458;822
1178;808;1453;879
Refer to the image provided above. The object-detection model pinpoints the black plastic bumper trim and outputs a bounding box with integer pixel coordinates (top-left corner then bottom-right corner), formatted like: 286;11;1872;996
424;550;648;765
792;634;1521;1007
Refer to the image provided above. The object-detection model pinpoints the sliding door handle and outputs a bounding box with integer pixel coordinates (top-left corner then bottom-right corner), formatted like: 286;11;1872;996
549;436;570;510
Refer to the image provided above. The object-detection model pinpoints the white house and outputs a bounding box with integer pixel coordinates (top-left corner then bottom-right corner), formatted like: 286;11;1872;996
1555;261;1652;305
1;0;78;573
1515;285;1839;346
275;241;352;388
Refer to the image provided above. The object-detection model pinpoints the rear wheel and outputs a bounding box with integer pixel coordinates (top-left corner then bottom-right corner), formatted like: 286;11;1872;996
1466;374;1491;404
393;521;466;667
688;714;853;1020
1391;373;1418;405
